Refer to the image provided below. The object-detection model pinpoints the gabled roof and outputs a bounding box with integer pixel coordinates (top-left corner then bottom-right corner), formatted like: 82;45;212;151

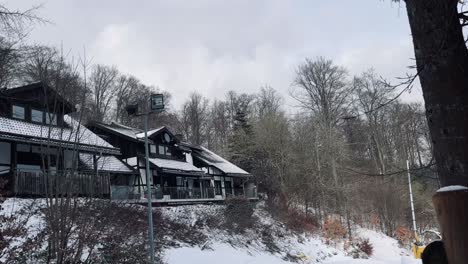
0;115;120;154
4;82;76;113
135;127;165;139
89;121;174;143
191;146;251;177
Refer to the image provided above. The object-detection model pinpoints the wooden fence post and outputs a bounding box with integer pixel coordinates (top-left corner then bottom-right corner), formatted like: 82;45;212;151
433;189;468;264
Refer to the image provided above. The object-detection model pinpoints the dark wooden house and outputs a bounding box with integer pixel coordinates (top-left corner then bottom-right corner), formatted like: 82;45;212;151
87;122;257;204
0;82;135;197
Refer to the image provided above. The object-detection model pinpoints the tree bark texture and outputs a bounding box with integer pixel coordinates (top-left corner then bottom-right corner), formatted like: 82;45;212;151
405;0;468;187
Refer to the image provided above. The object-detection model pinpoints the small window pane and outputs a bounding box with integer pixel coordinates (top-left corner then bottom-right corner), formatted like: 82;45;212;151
165;147;171;156
12;105;25;119
158;145;165;155
45;113;57;125
31;109;44;123
150;145;156;154
17;144;30;152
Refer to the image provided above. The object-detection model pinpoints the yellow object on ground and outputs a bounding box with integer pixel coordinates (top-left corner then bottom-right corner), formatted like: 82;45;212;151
412;243;425;259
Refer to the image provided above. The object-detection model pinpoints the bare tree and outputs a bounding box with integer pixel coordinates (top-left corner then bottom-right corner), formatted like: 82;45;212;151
292;57;352;189
180;92;210;145
89;64;119;122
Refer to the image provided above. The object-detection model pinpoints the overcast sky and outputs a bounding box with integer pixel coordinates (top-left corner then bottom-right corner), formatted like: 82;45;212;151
5;0;423;110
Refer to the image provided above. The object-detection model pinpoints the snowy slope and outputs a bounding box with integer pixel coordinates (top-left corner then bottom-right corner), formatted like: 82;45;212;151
161;204;421;264
0;199;422;264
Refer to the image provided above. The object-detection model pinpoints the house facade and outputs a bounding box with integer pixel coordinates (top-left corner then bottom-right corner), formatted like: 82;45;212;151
0;83;135;197
87;122;257;204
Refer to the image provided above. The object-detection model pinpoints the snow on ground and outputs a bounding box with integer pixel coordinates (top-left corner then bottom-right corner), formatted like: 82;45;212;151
162;204;422;264
0;199;422;264
322;228;421;264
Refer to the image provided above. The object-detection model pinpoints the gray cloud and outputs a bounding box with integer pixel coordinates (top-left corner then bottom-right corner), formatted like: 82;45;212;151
5;0;423;109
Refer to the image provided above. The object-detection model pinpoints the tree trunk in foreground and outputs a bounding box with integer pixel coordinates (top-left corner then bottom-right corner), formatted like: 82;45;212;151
404;1;468;262
405;0;468;187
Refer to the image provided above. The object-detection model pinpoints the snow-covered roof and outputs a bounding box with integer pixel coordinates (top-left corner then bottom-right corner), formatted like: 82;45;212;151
149;158;204;174
91;122;166;142
100;122;144;141
0;116;119;154
193;146;251;176
79;153;134;173
136;127;164;139
126;156;204;174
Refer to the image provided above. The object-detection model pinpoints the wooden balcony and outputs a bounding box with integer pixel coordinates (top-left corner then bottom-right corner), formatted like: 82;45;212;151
14;169;110;197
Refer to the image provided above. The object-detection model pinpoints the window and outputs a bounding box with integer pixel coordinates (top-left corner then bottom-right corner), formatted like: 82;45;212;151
0;142;11;174
150;144;157;154
225;181;233;196
12;105;25;120
0;142;10;175
176;176;184;186
45;112;57;125
157;145;172;156
17;144;30;152
31;109;44;123
64;150;76;169
214;181;222;195
158;145;165;155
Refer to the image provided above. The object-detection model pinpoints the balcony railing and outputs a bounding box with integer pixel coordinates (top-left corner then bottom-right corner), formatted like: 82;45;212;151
111;186;257;201
14;169;110;196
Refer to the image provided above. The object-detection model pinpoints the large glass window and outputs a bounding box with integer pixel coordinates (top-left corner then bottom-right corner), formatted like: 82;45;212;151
214;181;222;195
12;105;25;120
64;150;77;169
31;109;44;123
0;142;11;170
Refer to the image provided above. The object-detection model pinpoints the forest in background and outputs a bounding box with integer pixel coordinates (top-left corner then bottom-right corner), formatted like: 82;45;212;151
0;4;438;240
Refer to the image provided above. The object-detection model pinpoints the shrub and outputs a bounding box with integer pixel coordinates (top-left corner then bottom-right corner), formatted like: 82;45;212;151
224;197;254;232
395;226;413;245
357;239;373;256
323;217;347;240
285;209;318;233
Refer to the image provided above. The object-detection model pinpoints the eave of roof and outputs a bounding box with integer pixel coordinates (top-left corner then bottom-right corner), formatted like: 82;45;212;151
89;122;151;143
0;133;120;155
5;82;76;113
0;116;120;155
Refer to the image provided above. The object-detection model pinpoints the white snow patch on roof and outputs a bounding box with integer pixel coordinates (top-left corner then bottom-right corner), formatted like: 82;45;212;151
194;146;250;175
79;153;133;173
150;157;203;173
437;185;468;193
0;115;116;150
136;127;164;139
134;157;204;173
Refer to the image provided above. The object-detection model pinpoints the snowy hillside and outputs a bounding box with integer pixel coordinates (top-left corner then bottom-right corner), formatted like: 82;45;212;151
0;198;422;264
158;203;421;264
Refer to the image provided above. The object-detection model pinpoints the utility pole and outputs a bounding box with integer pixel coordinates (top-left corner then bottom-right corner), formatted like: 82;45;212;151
126;94;164;264
407;160;417;240
144;112;155;264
